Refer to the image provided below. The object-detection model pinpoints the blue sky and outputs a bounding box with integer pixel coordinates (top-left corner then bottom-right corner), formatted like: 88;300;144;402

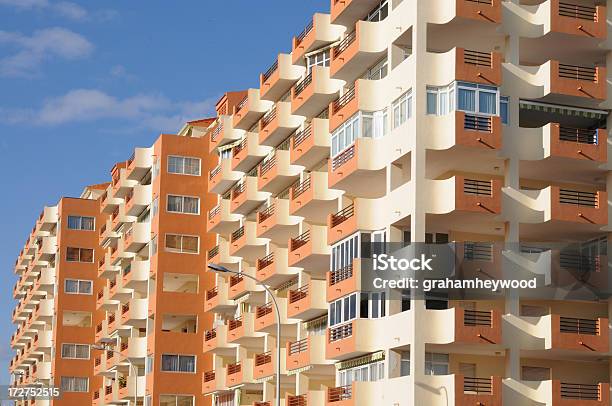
0;0;328;384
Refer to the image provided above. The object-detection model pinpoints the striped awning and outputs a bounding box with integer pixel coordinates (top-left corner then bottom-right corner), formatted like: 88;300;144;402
287;365;312;376
336;351;385;371
217;139;241;153
253;375;274;384
519;100;608;119
303;315;327;330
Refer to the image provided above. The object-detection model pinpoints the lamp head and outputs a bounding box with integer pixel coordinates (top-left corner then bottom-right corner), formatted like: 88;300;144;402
208;263;230;273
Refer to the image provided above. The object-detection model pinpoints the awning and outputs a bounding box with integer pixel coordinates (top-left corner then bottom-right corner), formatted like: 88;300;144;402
303;315;327;330
287;365;312;376
519;100;608;119
336;351;385;371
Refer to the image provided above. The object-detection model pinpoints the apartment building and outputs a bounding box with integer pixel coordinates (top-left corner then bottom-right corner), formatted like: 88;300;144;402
10;190;107;405
92;130;216;406
203;0;612;405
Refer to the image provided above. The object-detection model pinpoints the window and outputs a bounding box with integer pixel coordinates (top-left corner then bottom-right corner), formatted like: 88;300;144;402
365;58;388;81
152;196;159;217
361;292;386;319
161;354;196;373
427;82;499;117
338;360;385;387
500;96;509;124
400;351;410;376
329;293;357;327
61;343;90;359
64;279;92;295
60;376;88;392
66;247;93;263
165;234;199;254
146;355;154;374
392;90;413;129
331;233;360;273
67;216;94;231
329;291;386;327
425;353;449;375
150;235;158;256
167;195;200;215
219;148;232;160
307;49;330;73
167;156;201;176
365;0;388;22
159;395;195;406
331;110;388;158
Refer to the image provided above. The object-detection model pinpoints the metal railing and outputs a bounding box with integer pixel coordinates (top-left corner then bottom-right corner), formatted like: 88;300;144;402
255;351;272;366
256;302;273;318
227;362;241;375
290;230;310;252
231;182;246;201
229;274;243;287
205;286;218;301
330;204;354;228
328;385;353;402
260;106;277;130
463;50;492;67
258;204;275;223
295;20;314;47
558;2;598;21
288;285;309;303
292;176;311;199
228;317;242;331
209;165;221;180
204;329;217;341
466;0;493;4
463;179;493;196
560;251;600;272
464;114;492;132
287;395;307;406
464;310;493;327
558;63;598;82
235;96;248;115
294;72;313;97
211;123;223;142
332;144;356;171
332;86;356;114
259;156;277;176
330;264;354;285
257;253;274;270
231;226;245;242
463;377;493;394
559;126;598;144
333;30;357;59
560;382;601;400
559;317;599;335
278;136;292;151
292;125;312;149
204;370;216;382
289;338;308;355
464;242;494;261
262;60;279;83
207;245;219;260
559;189;598;207
208;205;221;220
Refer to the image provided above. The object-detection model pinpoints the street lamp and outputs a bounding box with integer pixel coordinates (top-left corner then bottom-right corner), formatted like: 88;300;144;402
207;263;281;406
91;342;138;406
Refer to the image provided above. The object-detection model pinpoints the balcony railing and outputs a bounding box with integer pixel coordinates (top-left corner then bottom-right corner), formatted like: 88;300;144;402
288;285;309;303
205;286;219;301
211;123;223;142
330;264;354;285
227;362;241;375
256;302;273;319
330;204;354;228
290;230;310;252
463;377;493;394
333;30;357;59
328;385;352;402
464;114;492;132
559;317;599;335
559;126;598;144
262;60;279;83
289;338;308;355
292;125;312;149
558;2;598;21
560;382;601;400
332;145;356;171
463;179;493;196
464;242;494;261
259;156;277;176
204;370;216;382
235;96;248;116
258;205;275;223
560;251;600;272
294;73;313;98
463;310;493;327
231;182;246;200
295;20;314;47
229;274;243;288
463;50;492;67
260;107;277;130
257;253;274;271
329;322;353;342
231;226;245;242
209;165;222;180
332;86;356;114
559;189;598;207
207;245;219;260
204;329;216;341
255;351;272;366
228;317;243;331
558;63;598;81
287;395;307;406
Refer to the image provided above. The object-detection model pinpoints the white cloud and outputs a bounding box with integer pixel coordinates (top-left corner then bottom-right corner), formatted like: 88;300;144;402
0;27;93;77
0;89;217;133
0;0;116;21
53;1;87;21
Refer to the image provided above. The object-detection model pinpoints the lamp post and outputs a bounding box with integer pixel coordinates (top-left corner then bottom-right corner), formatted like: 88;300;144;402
91;342;138;406
208;263;281;406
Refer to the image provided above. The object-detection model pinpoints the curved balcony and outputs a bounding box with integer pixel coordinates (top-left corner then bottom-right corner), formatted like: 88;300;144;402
232;132;272;173
260;54;305;102
286;335;333;375
203;324;235;355
207;239;240;271
124;184;152;217
259;102;304;147
288;226;331;278
207;199;241;235
122;259;149;290
120;298;148;328
229;222;267;261
290;119;330;168
233;89;273;131
227;267;264;300
126;147;154;180
205;278;235;314
425;111;502;151
209;115;245;153
331;0;386;25
428;0;502;24
256;199;300;243
254;298;290;334
256;248;299;287
292;13;345;65
425;47;502;86
202;367;226;394
209;158;242;195
124;222;151;253
230;176;269;216
258;150;301;194
425;176;502;215
327;259;360;302
291;66;343;117
330;21;387;81
227;313;264;346
326;319;380;361
290;172;341;224
287;280;327;320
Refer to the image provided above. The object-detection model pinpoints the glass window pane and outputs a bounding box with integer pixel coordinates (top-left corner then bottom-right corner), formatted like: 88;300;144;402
67;216;80;230
479;91;496;114
80;249;93;263
167;196;183;212
81;217;94;230
458;88;476;112
166;235;181;251
426;92;437;115
182;236;199;253
65;279;78;293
